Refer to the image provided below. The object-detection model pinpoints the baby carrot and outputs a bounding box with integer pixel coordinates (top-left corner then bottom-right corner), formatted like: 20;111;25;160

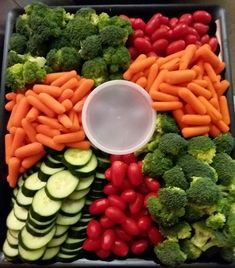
37;116;63;130
203;76;217;98
16;93;24;103
12;97;31;127
21;118;37;142
36;124;61;138
130;56;156;74
51;70;77;87
187;82;212;99
123;69;133;80
11;128;26;157
209;124;221;138
15;142;44;159
26;107;40;122
5;100;15;111
61;99;73;111
144;68;150;77
193;79;208;88
184;103;196;114
131;72;145;83
178;88;207;115
7;157;21;188
71;79;94;104
25;89;38;98
73;97;87;113
214;120;230;133
43;72;67;84
72;112;80;130
172;109;186;129
22;151;45;169
5;92;16;101
146;63;159;91
136;76;147;88
149;69;168;95
7;104;17;131
160;57;180;71
157;50;185;66
191;65;202;79
33;84;62;98
219;96;230;125
182;126;210;138
58;88;74;102
158;83;183;96
60;77;79;91
204;62;219;83
214;61;225;74
179;44;197;70
210;97;220;111
215;80;230;95
58;114;73;129
38;93;66;115
151;91;179;102
165;70;196;84
181;114;211;125
5;133;13;164
53;130;85;144
152;101;183;111
134;54;147;63
198;96;222;121
36;133;65;151
66;140;91;150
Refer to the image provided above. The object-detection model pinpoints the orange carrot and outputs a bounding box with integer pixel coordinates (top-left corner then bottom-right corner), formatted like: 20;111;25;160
136;77;147;88
16;93;24;103
33;84;62;98
58;88;74;102
149;70;168;95
5;133;13;163
131;72;145;83
182;126;210;138
11;128;26;156
5;100;15;111
214;80;230;95
72;112;80;130
134;54;147;63
152;101;183;111
181;114;211;125
20;166;26;173
144;68;150;77
44;72;67;84
58;114;73;129
36;133;64;151
25;89;39;98
165;70;196;84
123;69;133;80
219;96;230;125
196;60;205;79
146;63;159;91
158;83;183;96
130;56;156;74
71;79;94;104
151;91;179;102
209;124;221;138
193;79;208;88
203;75;217;98
37;116;63;130
214;61;225;74
172;109;186;129
21;118;37;143
178;88;206;115
66;140;91;150
26;107;40;122
7;157;21;188
7;104;18;131
191;65;202;79
53;130;85;144
36;124;61;138
198;96;222;121
160;57;180;71
15;142;44;159
22;151;46;169
210;97;220;111
184;103;196;114
11;97;30;127
214;120;230;133
5;92;16;101
60;77;80;91
187;82;212;99
73;97;87;113
26;95;55;117
157;50;185;66
179;44;197;70
61;99;73;111
38;93;66;114
51;70;77;87
204;62;219;83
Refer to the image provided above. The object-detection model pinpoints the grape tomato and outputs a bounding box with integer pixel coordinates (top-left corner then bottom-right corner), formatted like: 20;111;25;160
87;220;102;239
192;10;212;24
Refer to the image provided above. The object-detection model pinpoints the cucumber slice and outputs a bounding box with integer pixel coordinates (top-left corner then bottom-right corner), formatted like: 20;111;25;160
3;240;18;258
20;226;56;250
38;162;64;182
95;172;105;179
44;155;64;168
19;244;46;262
97;157;110;169
46;170;79;200
12;187;18;199
14;203;28;221
76;175;94;191
26;222;55;237
6;231;18;248
9;230;19;239
68;226;87;238
57;252;79;263
69;188;90;200
61;198;85;215
7;210;25;231
73;155;97;177
60;246;83;256
22;172;46;197
32;188;62;220
42;246;60;261
64;148;92;167
63;237;86;250
47;232;68;247
17;175;25;188
28;212;55;230
56;212;82;226
55;225;69;238
73;217;93;227
16;188;33;208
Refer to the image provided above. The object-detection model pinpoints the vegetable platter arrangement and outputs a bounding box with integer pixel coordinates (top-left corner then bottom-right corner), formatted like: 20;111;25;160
0;2;235;267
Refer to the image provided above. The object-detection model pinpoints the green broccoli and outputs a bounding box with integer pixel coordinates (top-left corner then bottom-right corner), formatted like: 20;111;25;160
163;166;189;190
181;239;202;261
220;247;235;263
100;25;128;47
184;204;206;222
186;176;221;206
109;16;133;36
103;46;130;73
75;7;98;25
135;132;161;157
154;239;187;266
156;113;179;134
109;73;123;80
81;57;108;86
7;51;24;67
97;12;110;30
187;136;216;164
142;149;173;178
211;153;235;186
160;221;192;240
15;14;31;37
79;35;102;60
46;47;82;72
158;187;187;210
9;33;27;54
158;133;188;156
6;63;25;90
206;213;226;230
50;35;71;50
224;212;235;243
213;133;235;154
22;61;46;84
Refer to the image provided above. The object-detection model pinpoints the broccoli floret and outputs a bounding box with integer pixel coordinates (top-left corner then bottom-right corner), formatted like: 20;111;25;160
15;14;31;37
163;166;189;190
184;204;206;222
143;149;173;178
211;153;235;186
97;12;110;30
109;73;123;80
220;247;235;263
75;7;98;25
9;33;27;54
81;57;108;86
181;239;202;261
158;133;188;156
156;113;179;134
147;133;162;151
7;51;24;67
214;133;235;154
188;136;216;164
158;187;187;210
6;63;25;90
154;239;187;266
160;221;192;240
50;35;71;50
177;154;218;182
23;61;46;85
100;25;128;47
79;35;102;60
46;47;82;72
109;16;133;36
186;176;221;206
224;212;235;242
103;46;130;73
206;213;226;230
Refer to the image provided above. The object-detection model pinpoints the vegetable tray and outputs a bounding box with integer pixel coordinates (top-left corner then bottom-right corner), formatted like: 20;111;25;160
0;4;234;267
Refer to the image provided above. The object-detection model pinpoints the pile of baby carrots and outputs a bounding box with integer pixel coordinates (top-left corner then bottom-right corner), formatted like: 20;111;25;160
5;70;93;187
123;44;230;139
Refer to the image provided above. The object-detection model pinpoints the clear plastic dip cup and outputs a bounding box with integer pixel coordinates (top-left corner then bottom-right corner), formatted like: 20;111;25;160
82;80;156;155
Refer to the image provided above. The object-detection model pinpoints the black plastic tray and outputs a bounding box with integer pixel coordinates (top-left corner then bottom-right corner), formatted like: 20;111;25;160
0;4;234;267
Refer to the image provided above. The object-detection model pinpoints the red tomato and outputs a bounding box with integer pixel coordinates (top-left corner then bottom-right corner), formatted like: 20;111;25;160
128;47;138;59
148;227;163;245
132;29;145;39
193;23;209;36
136;182;149;195
185;34;198;45
120;179;132;191
166;40;186;55
83;238;101;251
160;16;169;25
122;153;137;164
122;218;140;236
121;189;137;203
112;240;129;257
179;13;193;25
192;10;212;24
132;208;148;221
89;198;110;215
144;192;157;207
101;229;116;251
169;17;178;29
152;39;169;55
138;160;143;170
151;27;170;42
200;34;210;44
110;155;122;163
137;216;152;232
129;193;144;214
187;26;200;39
145;13;162;35
105;206;126;224
115;227;132;242
131;239;149;255
208;37;218;52
104;168;112;181
127;163;143;186
103;183;119;196
131;18;146;31
100;216;115;228
111;161;127;188
108;195;126;210
145;177;160;192
96;249;110;259
172;23;189;39
87;220;102;239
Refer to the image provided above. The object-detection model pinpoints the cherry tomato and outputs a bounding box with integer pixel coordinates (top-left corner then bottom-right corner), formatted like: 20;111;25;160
100;216;115;228
122;153;137;164
110;155;122;163
105;206;126;224
89;198;110;215
115;227;132;242
131;18;146;31
132;29;145;39
208;37;218;52
129;193;144;214
179;13;193;25
160;16;169;25
111;161;127;188
152;27;170;42
148;227;163;245
121;189;137;203
101;229;116;251
166;40;186;55
83;238;101;251
128;47;138;59
127;163;143;186
152;39;168;56
105;168;112;181
172;23;189;39
137;216;152;232
193;22;209;36
120;178;132;191
136;182;149;195
187;26;200;39
103;183;119;196
169;17;178;29
200;34;210;44
144;192;157;207
145;177;160;192
192;10;212;25
185;34;198;45
96;249;110;259
122;218;139;236
112;240;129;257
108;195;126;210
145;13;162;35
131;239;149;255
87;220;102;239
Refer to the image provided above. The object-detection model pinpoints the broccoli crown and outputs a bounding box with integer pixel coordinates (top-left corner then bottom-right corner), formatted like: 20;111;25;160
154;239;187;266
109;73;123;80
163;165;189;190
109;16;133;36
50;35;71;50
181;239;202;261
103;46;130;73
184;204;206;222
97;12;110;30
7;51;24;67
15;14;31;37
143;149;173;178
147;133;162;152
186;177;221;206
206;213;226;230
211;153;235;186
75;7;98;24
224;212;235;241
213;133;235;154
6;63;25;90
100;25;127;47
188;136;216;164
46;47;82;72
158;133;188;156
81;57;108;86
160;221;192;240
220;247;235;263
23;61;46;84
177;154;218;182
9;33;27;54
156;113;179;134
79;35;102;60
158;187;187;210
